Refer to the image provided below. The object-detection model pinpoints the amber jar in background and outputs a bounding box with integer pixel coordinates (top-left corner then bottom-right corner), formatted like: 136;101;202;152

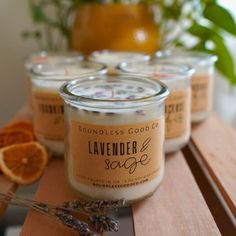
71;4;161;54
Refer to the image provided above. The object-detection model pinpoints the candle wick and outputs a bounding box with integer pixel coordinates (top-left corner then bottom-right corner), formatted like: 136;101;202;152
153;67;158;80
65;68;69;76
111;89;115;98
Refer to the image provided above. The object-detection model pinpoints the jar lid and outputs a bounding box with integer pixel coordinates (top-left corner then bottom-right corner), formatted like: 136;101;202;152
118;61;194;82
31;61;107;81
89;50;150;66
25;51;84;71
60;75;169;109
155;49;217;67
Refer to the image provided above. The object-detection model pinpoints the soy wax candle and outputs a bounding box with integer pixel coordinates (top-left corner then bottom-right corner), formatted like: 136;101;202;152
89;50;150;75
30;61;106;156
60;75;169;202
25;51;84;70
118;61;193;153
156;50;217;122
25;51;84;109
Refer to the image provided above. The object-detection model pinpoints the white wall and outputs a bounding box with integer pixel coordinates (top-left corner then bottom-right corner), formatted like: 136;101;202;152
0;0;36;126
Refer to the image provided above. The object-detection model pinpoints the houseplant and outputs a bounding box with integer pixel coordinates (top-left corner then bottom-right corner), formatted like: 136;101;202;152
24;0;236;85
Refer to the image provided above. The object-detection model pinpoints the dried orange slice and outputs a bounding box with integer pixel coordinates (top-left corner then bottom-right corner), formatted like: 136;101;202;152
0;142;47;184
4;120;34;133
0;130;34;148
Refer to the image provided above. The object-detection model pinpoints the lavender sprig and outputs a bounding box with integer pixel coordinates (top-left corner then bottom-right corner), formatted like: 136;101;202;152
89;215;119;233
0;192;124;235
60;199;125;213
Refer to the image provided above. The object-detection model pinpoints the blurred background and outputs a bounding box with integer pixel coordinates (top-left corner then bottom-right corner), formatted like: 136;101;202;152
0;0;236;128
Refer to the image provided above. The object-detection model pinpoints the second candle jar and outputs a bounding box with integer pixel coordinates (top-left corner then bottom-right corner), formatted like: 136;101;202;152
30;61;106;156
118;61;194;153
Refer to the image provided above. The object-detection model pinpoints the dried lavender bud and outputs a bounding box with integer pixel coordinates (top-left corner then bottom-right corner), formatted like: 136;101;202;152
82;199;125;212
136;110;146;116
137;87;145;92
89;215;119;232
56;211;91;236
105;112;115;116
71;200;80;209
60;199;125;213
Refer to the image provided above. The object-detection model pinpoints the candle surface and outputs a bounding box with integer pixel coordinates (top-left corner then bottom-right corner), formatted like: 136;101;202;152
90;51;150;65
25;51;84;71
70;81;155;101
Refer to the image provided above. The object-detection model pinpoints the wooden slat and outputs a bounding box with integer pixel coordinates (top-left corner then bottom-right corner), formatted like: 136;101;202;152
132;152;221;236
21;159;84;236
191;113;236;218
21;153;220;236
0;105;31;215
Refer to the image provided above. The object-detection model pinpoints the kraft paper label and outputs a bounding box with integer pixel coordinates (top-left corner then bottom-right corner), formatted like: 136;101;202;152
191;74;213;113
70;118;164;188
32;90;64;140
165;89;191;139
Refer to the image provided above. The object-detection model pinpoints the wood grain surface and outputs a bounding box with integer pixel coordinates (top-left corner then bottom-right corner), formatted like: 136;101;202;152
21;159;84;236
191;113;236;218
132;152;221;236
21;153;221;236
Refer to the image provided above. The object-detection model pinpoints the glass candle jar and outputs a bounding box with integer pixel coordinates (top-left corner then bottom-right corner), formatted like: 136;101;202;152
89;50;150;75
30;61;106;156
25;51;84;109
156;50;217;123
25;51;84;70
60;75;169;202
118;61;193;153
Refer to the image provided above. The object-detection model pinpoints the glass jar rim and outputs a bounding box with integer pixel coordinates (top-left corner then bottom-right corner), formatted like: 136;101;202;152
30;61;107;81
89;50;150;63
117;61;194;81
155;49;218;66
60;75;169;109
25;51;84;70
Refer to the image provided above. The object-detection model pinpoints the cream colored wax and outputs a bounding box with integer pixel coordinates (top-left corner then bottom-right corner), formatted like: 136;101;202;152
89;50;150;75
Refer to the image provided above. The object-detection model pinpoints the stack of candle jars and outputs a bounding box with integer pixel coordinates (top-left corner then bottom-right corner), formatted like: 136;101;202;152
88;50;150;75
118;61;194;153
26;49;217;203
155;50;217;122
29;60;106;156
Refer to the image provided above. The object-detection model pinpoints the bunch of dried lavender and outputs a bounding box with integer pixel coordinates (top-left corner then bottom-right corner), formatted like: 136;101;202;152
0;192;124;236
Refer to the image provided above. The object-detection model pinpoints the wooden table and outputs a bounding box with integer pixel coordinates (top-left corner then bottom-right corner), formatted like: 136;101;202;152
1;107;236;235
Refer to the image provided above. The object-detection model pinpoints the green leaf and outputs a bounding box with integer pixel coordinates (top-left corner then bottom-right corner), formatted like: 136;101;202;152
211;36;236;85
188;23;236;85
203;4;236;36
188;23;223;41
28;0;45;23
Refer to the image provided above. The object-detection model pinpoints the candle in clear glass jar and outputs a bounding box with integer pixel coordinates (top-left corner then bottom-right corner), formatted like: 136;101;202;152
118;61;194;153
25;51;84;109
89;50;150;75
155;50;217;123
60;75;169;202
30;61;106;156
